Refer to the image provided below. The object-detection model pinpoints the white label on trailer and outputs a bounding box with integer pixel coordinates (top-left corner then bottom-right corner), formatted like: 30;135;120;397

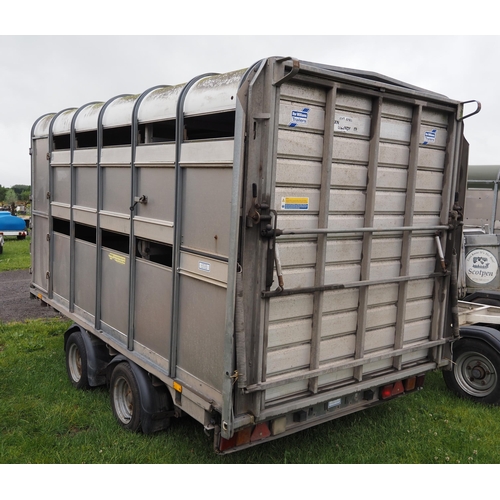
289;108;310;127
198;261;211;272
334;115;355;132
327;398;342;410
466;248;498;284
423;129;437;145
281;197;309;210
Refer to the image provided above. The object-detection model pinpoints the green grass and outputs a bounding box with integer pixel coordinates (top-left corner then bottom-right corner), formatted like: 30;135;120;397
1;317;499;464
0;237;31;272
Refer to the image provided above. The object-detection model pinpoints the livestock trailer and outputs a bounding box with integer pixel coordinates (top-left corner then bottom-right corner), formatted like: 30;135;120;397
30;56;486;453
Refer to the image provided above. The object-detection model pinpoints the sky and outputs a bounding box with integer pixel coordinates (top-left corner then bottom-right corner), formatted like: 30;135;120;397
2;19;499;189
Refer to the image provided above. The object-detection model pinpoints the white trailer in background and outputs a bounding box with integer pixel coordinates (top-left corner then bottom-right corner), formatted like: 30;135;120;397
30;56;497;453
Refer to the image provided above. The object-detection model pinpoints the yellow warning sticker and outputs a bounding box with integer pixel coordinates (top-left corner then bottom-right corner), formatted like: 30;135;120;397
109;253;126;265
281;197;309;210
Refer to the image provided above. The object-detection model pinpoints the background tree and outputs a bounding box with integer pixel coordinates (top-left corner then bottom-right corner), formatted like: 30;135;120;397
5;189;17;205
11;185;30;198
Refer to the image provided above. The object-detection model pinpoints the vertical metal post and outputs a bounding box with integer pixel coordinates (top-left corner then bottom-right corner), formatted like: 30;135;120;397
308;85;337;394
169;73;217;379
127;86;167;351
94;95;130;330
353;96;383;382
69;103;100;314
393;104;422;370
48;109;75;300
490;169;500;234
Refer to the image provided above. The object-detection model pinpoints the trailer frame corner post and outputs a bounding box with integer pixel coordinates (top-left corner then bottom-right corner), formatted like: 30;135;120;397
30;113;54;293
169;73;218;380
256;58;288;415
220;62;264;439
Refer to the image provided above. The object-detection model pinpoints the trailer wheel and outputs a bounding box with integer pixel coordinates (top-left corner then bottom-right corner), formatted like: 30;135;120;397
443;339;500;405
65;331;90;389
110;363;142;432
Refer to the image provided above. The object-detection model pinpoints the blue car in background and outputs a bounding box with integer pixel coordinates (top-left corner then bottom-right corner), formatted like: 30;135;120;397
0;212;28;254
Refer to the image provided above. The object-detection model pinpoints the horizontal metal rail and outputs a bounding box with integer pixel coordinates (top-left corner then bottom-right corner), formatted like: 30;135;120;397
458;300;500;326
279;224;449;236
262;271;447;298
256;362;438;421
244;338;447;393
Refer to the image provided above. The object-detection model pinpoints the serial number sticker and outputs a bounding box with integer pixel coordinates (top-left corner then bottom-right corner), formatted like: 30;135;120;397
281;197;309;210
198;261;211;272
109;253;126;265
334;115;356;133
327;398;342;410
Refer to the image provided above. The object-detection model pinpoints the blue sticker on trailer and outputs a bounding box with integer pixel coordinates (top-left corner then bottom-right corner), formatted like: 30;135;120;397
423;129;437;145
289;108;310;127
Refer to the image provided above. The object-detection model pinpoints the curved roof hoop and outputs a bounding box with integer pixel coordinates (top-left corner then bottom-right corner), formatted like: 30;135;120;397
30;112;56;140
48;107;78;154
130;84;170;184
68;102;103;312
94;93;135;331
127;84;169;351
169;72;219;379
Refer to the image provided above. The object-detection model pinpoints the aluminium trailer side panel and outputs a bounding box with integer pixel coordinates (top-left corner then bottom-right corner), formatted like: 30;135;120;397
31;70;243;428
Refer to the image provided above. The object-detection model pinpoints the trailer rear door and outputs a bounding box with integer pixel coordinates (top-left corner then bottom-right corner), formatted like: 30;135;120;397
239;59;464;419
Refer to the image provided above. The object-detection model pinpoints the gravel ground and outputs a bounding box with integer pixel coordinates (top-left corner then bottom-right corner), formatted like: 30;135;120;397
0;269;62;323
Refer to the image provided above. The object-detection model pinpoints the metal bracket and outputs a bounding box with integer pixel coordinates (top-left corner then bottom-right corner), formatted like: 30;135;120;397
273;57;300;87
130;194;148;212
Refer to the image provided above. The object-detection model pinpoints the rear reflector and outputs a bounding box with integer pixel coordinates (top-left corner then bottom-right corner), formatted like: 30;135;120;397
392;380;404;396
404;376;416;392
219;422;271;452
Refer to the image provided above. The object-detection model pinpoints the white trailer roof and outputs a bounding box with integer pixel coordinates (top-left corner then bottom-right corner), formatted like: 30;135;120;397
33;57;459;140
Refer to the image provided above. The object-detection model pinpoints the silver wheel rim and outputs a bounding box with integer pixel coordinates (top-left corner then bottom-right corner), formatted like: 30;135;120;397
455;351;498;397
67;343;82;383
113;376;133;424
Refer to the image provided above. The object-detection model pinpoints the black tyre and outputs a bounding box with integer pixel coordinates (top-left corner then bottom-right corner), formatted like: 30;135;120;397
443;339;500;405
109;363;142;432
65;331;90;389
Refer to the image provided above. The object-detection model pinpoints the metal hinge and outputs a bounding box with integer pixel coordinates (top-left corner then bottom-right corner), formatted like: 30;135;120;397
46;152;51;161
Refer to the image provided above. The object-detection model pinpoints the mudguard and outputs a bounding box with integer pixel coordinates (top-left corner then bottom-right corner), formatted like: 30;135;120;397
458;325;500;354
107;356;172;434
463;290;500;306
64;325;109;386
